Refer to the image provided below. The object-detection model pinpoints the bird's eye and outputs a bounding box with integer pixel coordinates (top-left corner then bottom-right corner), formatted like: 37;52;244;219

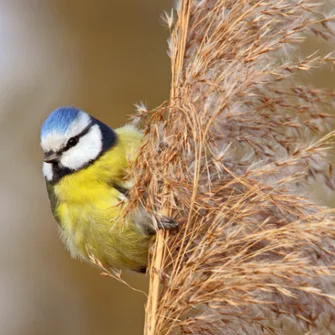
67;137;79;147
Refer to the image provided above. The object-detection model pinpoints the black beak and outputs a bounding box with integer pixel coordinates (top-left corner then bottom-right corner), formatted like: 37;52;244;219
44;151;59;163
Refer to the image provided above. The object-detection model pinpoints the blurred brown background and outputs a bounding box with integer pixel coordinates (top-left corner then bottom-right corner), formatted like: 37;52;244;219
0;1;171;335
1;1;334;335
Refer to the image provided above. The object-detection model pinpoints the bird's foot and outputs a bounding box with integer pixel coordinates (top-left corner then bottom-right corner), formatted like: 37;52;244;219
155;215;179;232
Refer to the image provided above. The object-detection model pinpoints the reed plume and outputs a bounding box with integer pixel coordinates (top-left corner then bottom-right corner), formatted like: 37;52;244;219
128;0;335;334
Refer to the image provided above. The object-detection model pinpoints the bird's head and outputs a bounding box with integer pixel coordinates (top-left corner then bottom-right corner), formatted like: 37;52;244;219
40;107;117;183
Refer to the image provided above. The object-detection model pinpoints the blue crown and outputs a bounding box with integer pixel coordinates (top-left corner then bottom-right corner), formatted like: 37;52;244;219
41;107;84;139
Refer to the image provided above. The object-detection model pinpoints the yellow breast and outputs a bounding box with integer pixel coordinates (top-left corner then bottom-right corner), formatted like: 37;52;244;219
53;125;150;270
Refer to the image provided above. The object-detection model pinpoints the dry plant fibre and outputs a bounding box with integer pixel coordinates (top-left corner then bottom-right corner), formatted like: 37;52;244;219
126;0;335;334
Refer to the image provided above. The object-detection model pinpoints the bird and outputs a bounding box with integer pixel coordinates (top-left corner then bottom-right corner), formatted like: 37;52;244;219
40;106;176;273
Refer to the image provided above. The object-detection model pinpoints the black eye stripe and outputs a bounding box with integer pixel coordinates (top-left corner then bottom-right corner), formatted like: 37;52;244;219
47;120;117;184
59;123;93;154
76;122;93;138
64;136;79;151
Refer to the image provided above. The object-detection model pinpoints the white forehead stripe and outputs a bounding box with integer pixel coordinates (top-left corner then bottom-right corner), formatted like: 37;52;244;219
60;124;102;170
41;112;91;152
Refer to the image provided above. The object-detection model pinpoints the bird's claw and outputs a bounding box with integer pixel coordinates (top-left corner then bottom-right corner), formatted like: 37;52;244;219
156;215;179;232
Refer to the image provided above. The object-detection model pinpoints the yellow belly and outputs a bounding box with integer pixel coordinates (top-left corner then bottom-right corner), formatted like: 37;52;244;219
47;124;150;271
55;179;151;271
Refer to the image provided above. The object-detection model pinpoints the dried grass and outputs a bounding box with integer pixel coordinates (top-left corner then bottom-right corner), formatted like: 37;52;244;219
128;1;335;334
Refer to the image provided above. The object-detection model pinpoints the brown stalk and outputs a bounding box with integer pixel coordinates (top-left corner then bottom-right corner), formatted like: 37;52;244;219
144;2;192;335
130;0;335;334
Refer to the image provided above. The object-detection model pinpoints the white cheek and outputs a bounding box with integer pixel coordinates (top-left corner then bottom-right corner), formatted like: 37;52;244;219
60;125;102;170
43;162;53;181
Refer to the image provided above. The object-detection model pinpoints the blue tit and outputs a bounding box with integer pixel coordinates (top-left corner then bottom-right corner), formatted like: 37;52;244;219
40;106;175;272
